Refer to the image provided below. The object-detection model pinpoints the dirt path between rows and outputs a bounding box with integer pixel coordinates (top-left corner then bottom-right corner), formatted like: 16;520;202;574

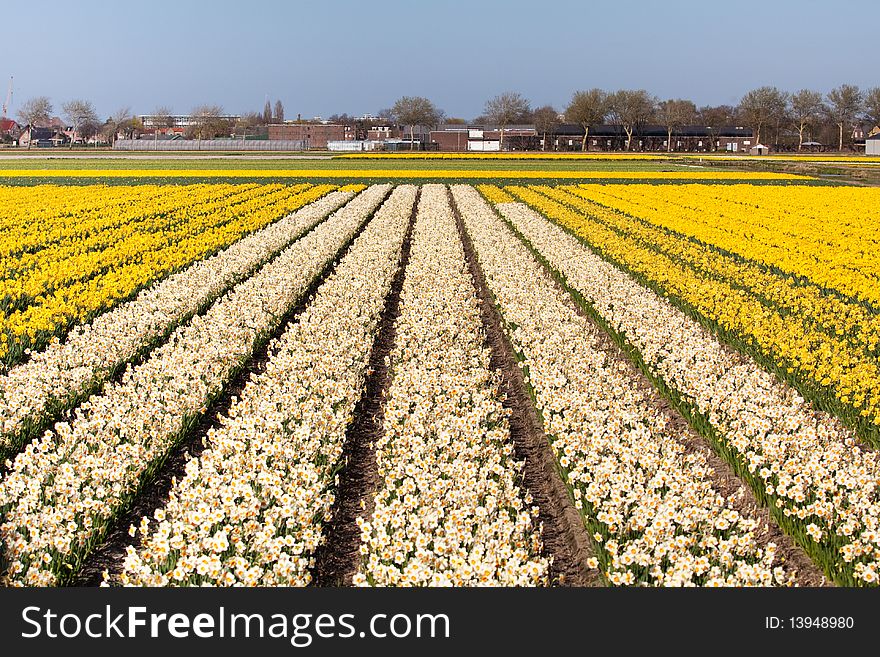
72;190;391;586
499;207;829;587
311;189;419;586
450;188;600;587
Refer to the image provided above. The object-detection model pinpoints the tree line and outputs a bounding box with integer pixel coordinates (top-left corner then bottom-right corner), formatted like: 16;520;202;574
9;85;880;151
388;85;880;152
10;98;290;147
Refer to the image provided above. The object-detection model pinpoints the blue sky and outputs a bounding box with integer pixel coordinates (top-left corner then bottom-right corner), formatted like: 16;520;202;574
1;0;875;120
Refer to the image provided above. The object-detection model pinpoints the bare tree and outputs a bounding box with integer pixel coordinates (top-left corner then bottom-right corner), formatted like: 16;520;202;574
862;87;880;130
61;99;98;148
274;100;284;123
190;104;228;143
608;89;656;151
78;119;100;146
738;86;787;147
484;92;531;150
789;90;825;150
658;99;696;152
698;104;738;151
826;84;863;151
565;89;608;151
151;105;174;144
17;96;53;149
391;96;440;151
532;105;559;151
263;99;273;125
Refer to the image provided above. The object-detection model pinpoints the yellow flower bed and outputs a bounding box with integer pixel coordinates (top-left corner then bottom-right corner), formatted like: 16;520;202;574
0;168;810;180
575;183;880;306
546;185;880;355
476;184;514;203
0;183;336;362
507;185;880;431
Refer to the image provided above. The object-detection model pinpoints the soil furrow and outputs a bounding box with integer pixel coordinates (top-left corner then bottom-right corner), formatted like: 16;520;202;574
71;188;390;586
497;203;830;587
450;187;599;587
311;189;419;587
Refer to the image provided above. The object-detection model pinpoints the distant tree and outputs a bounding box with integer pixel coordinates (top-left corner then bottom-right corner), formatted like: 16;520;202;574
444;117;467;125
789;90;825;150
739;86;788;147
862;87;880;129
274;100;284;123
608;89;656;151
189;104;229;142
61;99;98;148
532;105;560;151
78;119;100;146
391;96;441;151
565;89;608;151
100;107;134;145
484;92;531;150
17;96;53;149
698;104;739;151
152;105;174;143
658;99;696;152
698;104;739;126
263;99;273;124
376;108;394;120
118;116;144;140
826;84;863;151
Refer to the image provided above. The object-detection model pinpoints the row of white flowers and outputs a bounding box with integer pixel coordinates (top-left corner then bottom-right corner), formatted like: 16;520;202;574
0;185;351;457
454;185;791;586
0;184;392;586
493;196;880;586
354;184;548;587
115;185;417;586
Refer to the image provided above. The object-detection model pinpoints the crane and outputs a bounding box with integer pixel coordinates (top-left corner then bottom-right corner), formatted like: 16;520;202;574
1;77;12;118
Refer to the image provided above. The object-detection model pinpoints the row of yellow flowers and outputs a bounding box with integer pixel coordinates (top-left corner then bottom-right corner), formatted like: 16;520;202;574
0;168;810;180
0;184;305;308
0;183;337;364
546;185;880;356
505;185;880;437
581;183;880;307
0;184;180;259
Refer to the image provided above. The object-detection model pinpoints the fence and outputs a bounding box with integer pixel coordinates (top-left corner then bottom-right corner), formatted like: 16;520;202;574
113;139;310;151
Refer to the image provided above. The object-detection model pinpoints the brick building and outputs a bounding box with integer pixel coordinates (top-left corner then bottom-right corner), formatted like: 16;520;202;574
267;123;354;149
429;124;539;152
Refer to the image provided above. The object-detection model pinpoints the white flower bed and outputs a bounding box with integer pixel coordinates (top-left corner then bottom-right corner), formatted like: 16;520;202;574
116;185;417;586
454;185;789;586
0;184;391;586
0;186;352;457
494;197;880;586
354;184;548;587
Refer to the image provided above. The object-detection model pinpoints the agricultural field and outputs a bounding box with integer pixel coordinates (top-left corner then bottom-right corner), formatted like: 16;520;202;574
0;163;878;587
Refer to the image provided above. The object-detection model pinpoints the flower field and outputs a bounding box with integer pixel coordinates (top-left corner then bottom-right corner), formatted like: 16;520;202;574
0;177;877;587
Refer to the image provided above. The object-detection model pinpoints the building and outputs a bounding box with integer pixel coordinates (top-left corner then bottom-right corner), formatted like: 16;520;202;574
429;124;538;152
327;140;380;152
866;134;880;156
550;124;753;152
17;125;70;148
0;118;20;142
267;123;354;149
139;114;241;129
